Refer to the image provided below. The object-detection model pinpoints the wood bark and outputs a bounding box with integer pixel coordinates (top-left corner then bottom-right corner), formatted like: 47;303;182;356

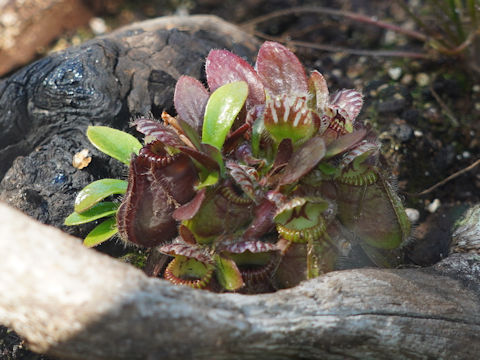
0;201;479;360
0;15;259;237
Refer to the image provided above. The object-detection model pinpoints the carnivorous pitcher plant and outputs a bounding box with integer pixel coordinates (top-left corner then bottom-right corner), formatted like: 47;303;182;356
66;41;411;293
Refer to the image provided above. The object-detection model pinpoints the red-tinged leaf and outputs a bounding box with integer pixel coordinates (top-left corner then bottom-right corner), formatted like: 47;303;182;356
226;161;257;200
273;138;293;170
206;49;265;107
173;188;207;221
308;70;329;111
263;95;316;144
159;239;213;263
256;41;308;96
279;136;326;186
325;128;367;158
134;118;183;147
235;143;264;167
242;198;277;239
179;224;197;245
223;122;250;151
174;76;209;134
339;140;379;169
177;145;219;170
116;153;197;247
218;240;278;254
329;89;363;123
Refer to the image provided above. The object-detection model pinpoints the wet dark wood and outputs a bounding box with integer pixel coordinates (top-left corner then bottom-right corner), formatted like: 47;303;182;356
0;15;259;237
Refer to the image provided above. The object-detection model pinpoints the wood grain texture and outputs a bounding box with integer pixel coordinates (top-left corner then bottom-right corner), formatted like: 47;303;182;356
0;201;479;360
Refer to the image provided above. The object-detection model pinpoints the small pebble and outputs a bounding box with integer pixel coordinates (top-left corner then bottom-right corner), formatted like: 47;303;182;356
384;30;397;45
426;199;441;213
388;67;402;80
473;84;480;92
332;69;343;78
462;151;471;159
415;73;430;86
89;17;108;35
405;208;420;223
401;74;413;85
414;130;423;137
73;149;92;169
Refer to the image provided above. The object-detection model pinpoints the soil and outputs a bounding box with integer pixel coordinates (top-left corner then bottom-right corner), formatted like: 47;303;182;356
1;0;479;358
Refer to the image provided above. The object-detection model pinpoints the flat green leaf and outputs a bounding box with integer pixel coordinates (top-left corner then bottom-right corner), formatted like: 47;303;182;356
202;81;248;150
74;179;127;213
317;162;338;176
64;202;118;226
195;170;219;189
215;255;244;291
87;126;142;165
83;217;118;248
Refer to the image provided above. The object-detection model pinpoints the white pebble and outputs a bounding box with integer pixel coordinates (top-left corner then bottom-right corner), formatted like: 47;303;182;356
415;73;430;86
401;74;413;85
388;67;402;80
405;208;420;223
332;69;343;78
426;199;441;213
89;17;108;35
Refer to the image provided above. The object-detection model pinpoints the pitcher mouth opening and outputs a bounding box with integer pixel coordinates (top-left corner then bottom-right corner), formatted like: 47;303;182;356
163;256;214;289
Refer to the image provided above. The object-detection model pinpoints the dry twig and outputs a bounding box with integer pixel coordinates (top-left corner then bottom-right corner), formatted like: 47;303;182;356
410;158;480;196
241;5;432;59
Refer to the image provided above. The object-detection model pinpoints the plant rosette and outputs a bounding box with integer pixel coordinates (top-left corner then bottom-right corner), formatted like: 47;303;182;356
66;41;411;293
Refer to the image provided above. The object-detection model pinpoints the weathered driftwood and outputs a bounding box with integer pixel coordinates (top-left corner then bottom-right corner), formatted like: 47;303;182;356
1;202;479;360
0;15;259;237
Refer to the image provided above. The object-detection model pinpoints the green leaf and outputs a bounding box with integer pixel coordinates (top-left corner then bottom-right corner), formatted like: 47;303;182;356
202;81;248;150
317;162;338;176
214;255;244;291
195;170;219;189
274;198;328;231
83;217;118;248
74;179;127;213
87;126;142;165
251;117;265;157
64;202;118;226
